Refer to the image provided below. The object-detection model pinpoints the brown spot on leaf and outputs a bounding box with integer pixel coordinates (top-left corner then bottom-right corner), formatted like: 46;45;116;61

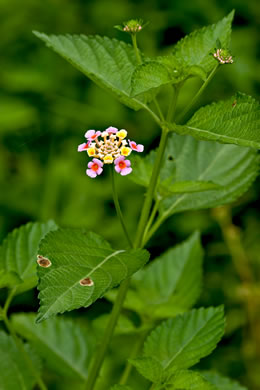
80;277;94;286
37;255;52;268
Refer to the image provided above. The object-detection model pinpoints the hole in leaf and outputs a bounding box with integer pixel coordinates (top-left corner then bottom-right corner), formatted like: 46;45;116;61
168;155;174;161
37;255;52;268
80;277;94;286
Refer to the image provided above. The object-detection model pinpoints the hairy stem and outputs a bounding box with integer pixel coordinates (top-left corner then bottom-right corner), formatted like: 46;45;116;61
110;167;133;247
85;278;130;389
176;64;219;124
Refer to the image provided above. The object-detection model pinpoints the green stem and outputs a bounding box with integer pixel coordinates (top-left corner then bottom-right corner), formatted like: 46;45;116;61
2;291;47;390
134;126;169;248
166;84;180;123
85;278;130;389
143;214;165;247
141;198;160;247
131;32;164;123
131;34;142;65
85;127;169;389
119;330;149;385
110;167;133;247
176;64;219;124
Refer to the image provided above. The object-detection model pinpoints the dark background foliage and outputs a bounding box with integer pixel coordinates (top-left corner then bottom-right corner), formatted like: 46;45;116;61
1;0;260;388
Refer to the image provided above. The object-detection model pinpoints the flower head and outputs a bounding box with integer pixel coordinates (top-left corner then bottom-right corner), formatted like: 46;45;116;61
78;126;144;178
114;19;148;34
114;156;132;176
213;48;233;64
86;158;103;178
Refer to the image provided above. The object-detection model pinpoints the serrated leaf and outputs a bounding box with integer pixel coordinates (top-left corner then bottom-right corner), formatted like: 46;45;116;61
130;356;165;383
107;232;203;319
170;93;260;149
166;369;217;389
131;59;207;97
201;371;248;390
0;331;41;390
131;61;173;97
33;32;153;111
143;307;225;372
36;228;149;322
159;133;259;220
11;313;94;381
172;11;234;72
0;221;57;294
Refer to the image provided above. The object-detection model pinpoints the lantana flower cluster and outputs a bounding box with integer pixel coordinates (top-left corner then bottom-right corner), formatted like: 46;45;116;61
213;48;233;64
78;126;144;178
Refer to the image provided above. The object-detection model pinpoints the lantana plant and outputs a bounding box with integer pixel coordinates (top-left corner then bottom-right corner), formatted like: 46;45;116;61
0;11;259;390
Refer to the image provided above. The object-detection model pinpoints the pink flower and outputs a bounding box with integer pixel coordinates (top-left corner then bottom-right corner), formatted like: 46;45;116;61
129;140;144;152
85;130;101;141
114;156;132;176
106;126;118;134
78;141;91;152
86;158;103;178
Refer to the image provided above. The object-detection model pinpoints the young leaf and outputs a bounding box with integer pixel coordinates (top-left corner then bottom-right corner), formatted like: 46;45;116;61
130;356;165;383
36;228;149;322
169;93;260;149
143;307;225;373
0;221;57;294
131;58;207;97
33;32;152;111
171;11;234;72
201;371;248;390
0;331;41;390
165;369;217;389
131;61;172;97
107;232;203;318
11;313;94;381
159;133;259;220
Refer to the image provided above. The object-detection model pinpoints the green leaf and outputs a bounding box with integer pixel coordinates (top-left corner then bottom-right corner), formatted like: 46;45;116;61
36;228;149;322
11;313;94;381
166;370;217;389
130;356;165;383
131;59;207;97
130;151;156;187
0;331;41;390
0;221;57;294
33;32;152;111
143;307;225;372
107;232;203;319
110;385;133;390
171;11;234;72
159;133;259;220
201;371;248;390
169;93;260;149
131;61;174;97
160;180;222;196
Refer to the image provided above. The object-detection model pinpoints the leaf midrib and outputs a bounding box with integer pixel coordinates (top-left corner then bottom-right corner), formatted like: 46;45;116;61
163;311;220;370
39;250;125;320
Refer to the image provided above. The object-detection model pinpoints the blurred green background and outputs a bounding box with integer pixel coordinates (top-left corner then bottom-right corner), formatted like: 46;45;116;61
1;0;260;388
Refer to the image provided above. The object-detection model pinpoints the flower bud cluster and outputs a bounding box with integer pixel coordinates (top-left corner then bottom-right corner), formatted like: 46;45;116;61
78;126;144;178
213;49;233;64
